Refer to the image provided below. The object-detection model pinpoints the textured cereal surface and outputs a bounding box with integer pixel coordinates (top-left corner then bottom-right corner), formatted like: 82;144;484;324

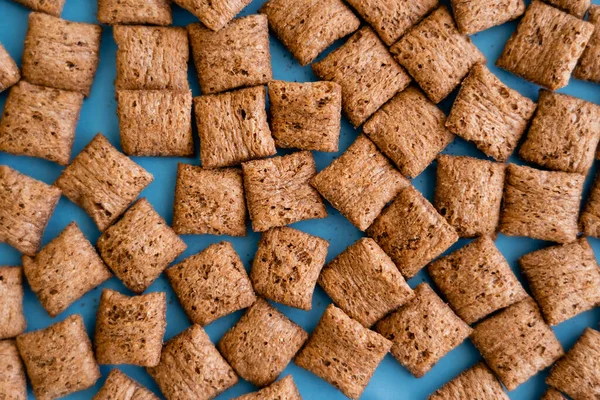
11;0;65;16
97;0;172;25
93;369;158;400
581;171;600;237
451;0;524;35
0;267;26;339
428;362;510;400
574;5;600;82
0;340;27;400
172;0;252;31
544;0;590;17
541;389;568;400
0;42;19;93
233;375;302;400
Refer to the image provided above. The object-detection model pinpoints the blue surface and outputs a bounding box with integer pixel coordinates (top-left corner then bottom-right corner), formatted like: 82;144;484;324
1;0;599;398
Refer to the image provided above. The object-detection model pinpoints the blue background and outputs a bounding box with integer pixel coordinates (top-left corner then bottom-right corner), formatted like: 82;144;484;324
1;0;599;398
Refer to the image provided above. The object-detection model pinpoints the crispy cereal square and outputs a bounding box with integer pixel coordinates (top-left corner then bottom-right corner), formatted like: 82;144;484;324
0;42;20;93
429;362;509;400
0;340;27;400
451;0;525;35
0;267;26;340
544;0;590;17
251;227;329;310
574;5;600;82
233;375;301;400
97;0;172;25
11;0;64;16
542;389;567;400
581;171;600;237
93;369;158;400
172;0;252;31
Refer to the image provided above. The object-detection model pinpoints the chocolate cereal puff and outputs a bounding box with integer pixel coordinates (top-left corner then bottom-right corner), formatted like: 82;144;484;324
116;89;194;157
375;284;472;378
233;375;301;400
55;134;153;232
188;15;272;95
166;241;256;326
22;222;112;317
268;80;342;152
16;314;101;400
496;1;594;90
574;5;600;82
0;43;19;93
499;164;584;243
97;198;186;294
471;299;564;391
544;0;590;17
391;7;485;104
259;0;360;66
95;289;166;367
0;267;25;340
429;362;509;400
311;135;408;231
172;0;252;31
251;227;329;310
451;0;525;35
147;324;238;400
22;13;101;96
542;389;568;400
243;151;327;232
172;164;247;236
11;0;64;16
581;171;600;237
295;304;392;399
114;26;189;91
363;86;455;178
0;340;27;400
194;86;276;168
218;298;308;387
97;0;172;25
0;166;61;256
312;27;411;127
0;81;84;166
93;369;158;400
445;64;536;162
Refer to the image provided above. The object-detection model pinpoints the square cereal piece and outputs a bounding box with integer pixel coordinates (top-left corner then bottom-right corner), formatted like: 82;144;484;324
22;13;101;96
114;26;189;91
429;362;509;400
16;314;101;400
11;0;64;16
544;0;590;17
172;164;247;236
451;0;525;35
243;151;327;232
295;304;392;399
367;186;459;279
194;86;276;168
93;369;158;400
116;89;194;157
311;135;408;231
434;155;506;237
172;0;252;31
166;241;256;326
518;238;600;326
319;237;413;327
496;1;594;90
218;298;308;387
22;222;112;317
542;389;567;400
519;90;600;174
97;0;172;25
574;5;600;82
581;171;600;237
445;64;536;161
0;166;61;256
0;42;19;93
428;236;528;324
313;27;411;127
547;328;600;400
0;340;27;400
471;298;564;391
499;164;584;243
259;0;359;66
375;284;471;378
0;81;84;166
251;227;329;310
188;15;272;95
55;133;153;232
147;324;238;400
0;267;26;339
268;80;342;152
363;86;455;178
94;289;166;367
97;198;186;294
391;6;485;104
233;375;301;400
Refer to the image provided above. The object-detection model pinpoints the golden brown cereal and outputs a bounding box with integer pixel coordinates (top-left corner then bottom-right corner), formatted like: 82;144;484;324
428;362;510;400
574;5;600;82
172;0;252;31
93;369;158;400
11;0;65;16
0;340;27;400
0;42;19;93
0;267;26;339
581;171;600;238
233;375;302;400
97;0;172;25
544;0;590;17
451;0;525;35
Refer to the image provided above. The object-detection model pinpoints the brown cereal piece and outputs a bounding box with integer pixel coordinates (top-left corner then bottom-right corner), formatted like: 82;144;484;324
22;222;112;317
22;13;101;96
544;0;590;17
93;369;158;400
312;27;411;127
147;324;238;400
499;164;584;244
0;267;26;340
172;0;252;31
363;86;455;178
16;315;101;400
451;0;525;35
294;304;392;399
574;5;600;82
0;43;20;93
471;299;564;391
367;186;459;279
243;151;327;232
0;340;27;400
97;198;186;294
11;0;64;16
542;388;568;400
267;80;342;152
218;298;308;387
0;166;61;256
259;0;360;66
518;238;600;326
428;362;510;400
114;26;189;91
172;164;247;236
319;238;413;327
251;227;329;310
445;64;536;161
55;134;153;232
194;86;276;168
97;0;172;25
496;1;594;90
233;375;301;400
311;135;408;231
0;81;84;166
188;15;272;95
581;171;600;237
166;241;256;326
428;236;528;324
